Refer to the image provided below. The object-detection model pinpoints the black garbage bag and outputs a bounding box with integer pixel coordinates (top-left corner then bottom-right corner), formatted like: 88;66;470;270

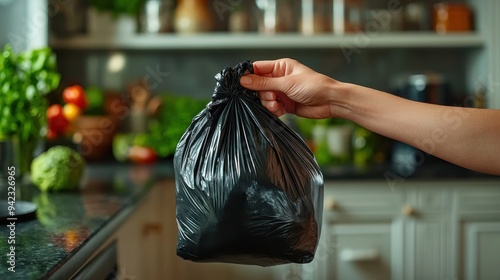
174;61;324;266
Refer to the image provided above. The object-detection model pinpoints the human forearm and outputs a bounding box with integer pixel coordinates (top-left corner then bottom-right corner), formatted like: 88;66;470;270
241;58;500;175
332;82;500;175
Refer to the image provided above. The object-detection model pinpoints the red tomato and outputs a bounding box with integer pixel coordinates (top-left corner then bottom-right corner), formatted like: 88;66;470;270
46;128;58;140
128;146;158;164
47;104;70;134
62;85;88;110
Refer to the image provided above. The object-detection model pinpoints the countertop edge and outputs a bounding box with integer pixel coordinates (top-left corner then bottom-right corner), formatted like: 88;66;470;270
44;185;152;280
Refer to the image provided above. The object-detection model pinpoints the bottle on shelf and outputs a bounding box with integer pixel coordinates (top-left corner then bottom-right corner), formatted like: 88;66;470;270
174;0;215;33
332;0;365;34
139;0;175;34
255;0;298;34
300;0;332;34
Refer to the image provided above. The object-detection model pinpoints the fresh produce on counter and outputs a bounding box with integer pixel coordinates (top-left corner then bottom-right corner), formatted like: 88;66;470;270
62;103;82;122
129;146;158;164
31;146;86;192
46;104;70;139
113;133;158;164
112;94;207;164
46;85;108;141
62;85;88;111
146;94;207;158
46;85;90;140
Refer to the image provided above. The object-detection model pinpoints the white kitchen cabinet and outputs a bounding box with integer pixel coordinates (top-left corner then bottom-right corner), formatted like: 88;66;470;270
311;182;405;280
317;180;500;280
402;187;453;280
455;186;500;280
324;223;402;280
463;222;500;280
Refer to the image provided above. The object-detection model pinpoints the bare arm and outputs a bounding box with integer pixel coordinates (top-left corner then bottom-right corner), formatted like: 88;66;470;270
240;58;500;175
334;82;500;175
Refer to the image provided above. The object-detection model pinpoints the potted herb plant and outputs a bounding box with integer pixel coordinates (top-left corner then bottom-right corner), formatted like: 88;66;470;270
0;44;61;178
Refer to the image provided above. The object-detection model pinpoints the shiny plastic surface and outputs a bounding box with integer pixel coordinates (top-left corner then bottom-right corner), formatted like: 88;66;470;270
174;61;324;266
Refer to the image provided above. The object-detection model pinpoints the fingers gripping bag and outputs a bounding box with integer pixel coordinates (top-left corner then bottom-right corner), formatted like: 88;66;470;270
174;61;324;266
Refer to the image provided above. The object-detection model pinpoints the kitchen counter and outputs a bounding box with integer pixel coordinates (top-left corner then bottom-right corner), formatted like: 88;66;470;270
0;163;175;280
0;159;497;280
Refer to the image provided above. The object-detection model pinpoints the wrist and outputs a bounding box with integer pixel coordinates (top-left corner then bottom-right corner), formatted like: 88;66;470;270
327;79;353;120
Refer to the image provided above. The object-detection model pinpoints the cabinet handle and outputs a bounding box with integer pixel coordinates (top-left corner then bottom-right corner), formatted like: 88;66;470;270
325;198;338;210
401;204;415;217
340;249;379;262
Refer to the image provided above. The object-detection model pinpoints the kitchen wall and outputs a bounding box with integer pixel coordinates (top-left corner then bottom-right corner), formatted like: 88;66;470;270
0;0;487;104
44;0;478;103
0;0;48;52
3;0;495;166
54;47;471;102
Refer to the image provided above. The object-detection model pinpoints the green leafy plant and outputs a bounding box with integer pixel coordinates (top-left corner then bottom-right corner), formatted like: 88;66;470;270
146;94;208;158
0;44;60;174
0;44;60;141
89;0;146;17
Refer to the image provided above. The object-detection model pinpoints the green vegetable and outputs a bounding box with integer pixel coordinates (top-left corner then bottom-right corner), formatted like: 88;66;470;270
31;146;86;192
0;44;60;141
146;94;208;157
84;86;105;115
112;133;135;162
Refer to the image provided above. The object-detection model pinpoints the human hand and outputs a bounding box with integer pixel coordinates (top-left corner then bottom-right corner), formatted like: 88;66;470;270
239;58;336;119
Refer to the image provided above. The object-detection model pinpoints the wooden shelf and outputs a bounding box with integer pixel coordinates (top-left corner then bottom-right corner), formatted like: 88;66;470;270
49;32;485;50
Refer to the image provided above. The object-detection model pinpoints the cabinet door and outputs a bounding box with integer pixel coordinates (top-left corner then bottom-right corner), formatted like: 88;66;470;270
317;223;404;280
115;181;165;280
463;222;500;280
318;182;405;280
403;187;453;280
456;185;500;280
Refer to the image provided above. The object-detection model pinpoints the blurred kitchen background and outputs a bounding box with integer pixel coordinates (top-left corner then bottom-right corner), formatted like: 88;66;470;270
1;0;498;171
1;1;500;280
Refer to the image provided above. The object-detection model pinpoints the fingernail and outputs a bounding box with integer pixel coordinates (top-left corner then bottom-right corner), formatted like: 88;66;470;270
240;76;252;86
269;101;277;110
263;91;274;100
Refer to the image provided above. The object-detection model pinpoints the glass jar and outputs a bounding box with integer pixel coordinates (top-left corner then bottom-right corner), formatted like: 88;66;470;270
140;0;175;33
0;136;21;180
300;0;332;34
332;0;365;34
255;0;299;34
174;0;215;33
433;3;472;33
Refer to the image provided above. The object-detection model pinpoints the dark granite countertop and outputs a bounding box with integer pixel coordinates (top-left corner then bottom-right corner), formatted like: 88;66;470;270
0;159;497;279
0;163;174;280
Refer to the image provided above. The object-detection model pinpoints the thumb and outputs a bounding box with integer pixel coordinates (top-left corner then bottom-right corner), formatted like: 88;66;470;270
240;74;282;92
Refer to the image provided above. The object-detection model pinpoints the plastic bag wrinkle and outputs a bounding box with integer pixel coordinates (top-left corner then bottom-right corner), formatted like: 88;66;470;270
174;60;324;266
